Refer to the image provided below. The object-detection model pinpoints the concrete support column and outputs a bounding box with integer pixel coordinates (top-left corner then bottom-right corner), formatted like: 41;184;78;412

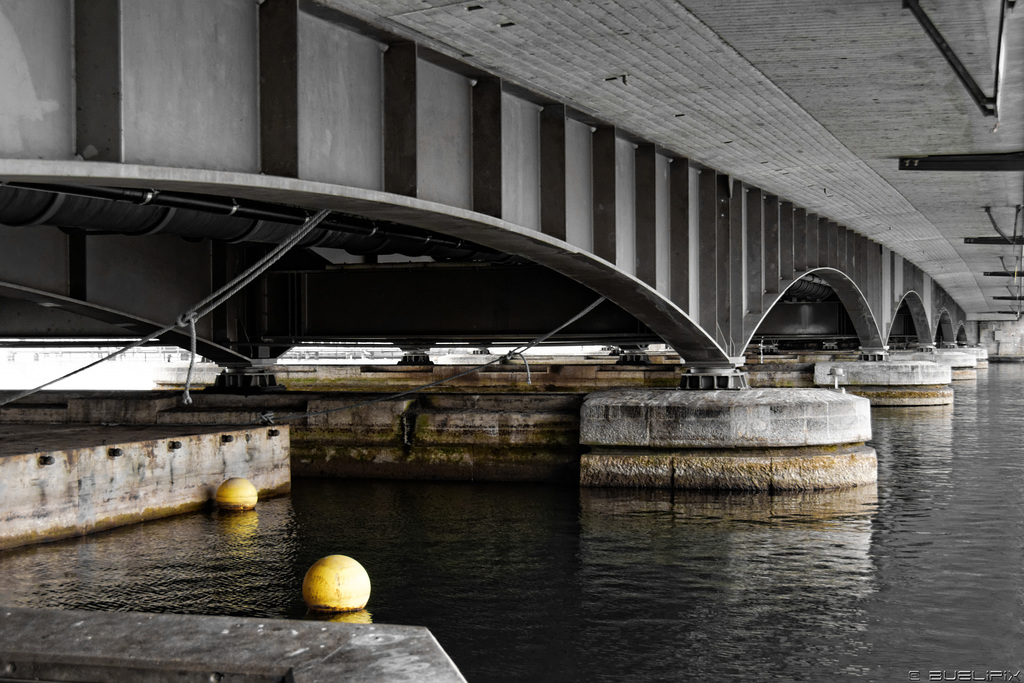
805;213;819;270
591;126;617;263
668;157;690;312
258;0;298;177
793;207;807;272
634;143;657;287
779;201;795;283
540;104;568;240
472;77;503;218
817;216;829;268
764;194;780;296
384;41;418;197
580;388;876;490
839;225;847;270
697;169;717;332
696;171;731;349
826;221;839;267
74;0;122;162
728;180;743;352
745;187;764;336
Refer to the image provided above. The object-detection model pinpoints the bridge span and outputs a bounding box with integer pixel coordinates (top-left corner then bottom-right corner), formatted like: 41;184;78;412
0;0;981;372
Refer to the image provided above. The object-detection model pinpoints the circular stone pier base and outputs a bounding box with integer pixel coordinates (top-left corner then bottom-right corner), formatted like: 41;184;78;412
579;388;876;491
889;350;978;380
813;360;953;406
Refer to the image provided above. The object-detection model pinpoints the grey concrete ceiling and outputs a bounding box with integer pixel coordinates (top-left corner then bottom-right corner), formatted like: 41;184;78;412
325;0;1024;319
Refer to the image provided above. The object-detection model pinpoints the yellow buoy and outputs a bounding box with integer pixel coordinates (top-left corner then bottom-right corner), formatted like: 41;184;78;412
215;477;258;510
302;555;371;612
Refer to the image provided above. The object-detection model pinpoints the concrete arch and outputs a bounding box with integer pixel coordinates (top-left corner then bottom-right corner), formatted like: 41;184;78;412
0;161;733;367
889;291;932;348
955;321;969;344
745;267;884;351
935;309;956;345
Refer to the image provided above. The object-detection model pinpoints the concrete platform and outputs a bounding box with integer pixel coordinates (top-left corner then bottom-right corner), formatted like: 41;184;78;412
0;607;465;682
579;388;876;491
889;350;978;380
0;424;289;549
954;347;989;368
813;360;954;406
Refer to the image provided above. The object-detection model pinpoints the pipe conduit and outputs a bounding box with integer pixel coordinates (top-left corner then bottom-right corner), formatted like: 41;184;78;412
0;182;519;263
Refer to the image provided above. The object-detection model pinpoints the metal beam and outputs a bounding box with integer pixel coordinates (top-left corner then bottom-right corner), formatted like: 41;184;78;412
262;263;655;346
902;0;996;117
901;152;1024;172
983;271;1024;276
965;236;1024;245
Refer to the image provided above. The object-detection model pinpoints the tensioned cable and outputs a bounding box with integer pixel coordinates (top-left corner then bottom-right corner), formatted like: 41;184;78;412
254;295;608;426
0;209;332;408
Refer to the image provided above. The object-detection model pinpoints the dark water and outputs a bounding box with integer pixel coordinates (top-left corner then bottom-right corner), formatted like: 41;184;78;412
2;365;1023;681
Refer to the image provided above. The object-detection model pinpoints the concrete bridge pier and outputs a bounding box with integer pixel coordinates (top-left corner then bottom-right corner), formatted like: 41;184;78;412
890;347;979;381
579;386;876;491
812;356;953;406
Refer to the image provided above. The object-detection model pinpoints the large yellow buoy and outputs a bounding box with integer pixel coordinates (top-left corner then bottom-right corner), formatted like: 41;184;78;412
215;477;258;510
302;555;371;612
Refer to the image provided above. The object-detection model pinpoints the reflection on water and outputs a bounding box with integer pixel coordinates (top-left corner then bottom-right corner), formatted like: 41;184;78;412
0;502;305;618
1;367;1023;680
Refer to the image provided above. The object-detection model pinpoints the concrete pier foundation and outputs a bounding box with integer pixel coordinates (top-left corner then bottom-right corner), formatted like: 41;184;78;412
579;388;876;491
956;347;989;368
889;349;978;380
813;360;953;406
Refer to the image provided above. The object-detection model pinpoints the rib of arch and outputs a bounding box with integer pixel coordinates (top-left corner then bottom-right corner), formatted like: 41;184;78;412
891;291;934;347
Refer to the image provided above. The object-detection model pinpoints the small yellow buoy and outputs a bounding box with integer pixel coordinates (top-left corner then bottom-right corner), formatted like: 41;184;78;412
215;477;258;510
302;555;371;613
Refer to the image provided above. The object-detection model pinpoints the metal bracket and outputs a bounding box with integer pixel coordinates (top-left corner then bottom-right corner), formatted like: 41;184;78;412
902;0;1007;118
207;368;286;394
679;368;748;390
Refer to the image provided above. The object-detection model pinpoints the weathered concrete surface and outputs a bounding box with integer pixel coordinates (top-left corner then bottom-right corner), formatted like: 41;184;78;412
813;360;951;386
888;351;977;380
0;606;465;682
955;347;988;368
580;388;871;449
579;388;875;491
813;360;954;406
835;385;954;407
295;392;583;482
269;361;683;392
0;424;289;549
581;444;877;491
744;360;816;388
0;390;585;484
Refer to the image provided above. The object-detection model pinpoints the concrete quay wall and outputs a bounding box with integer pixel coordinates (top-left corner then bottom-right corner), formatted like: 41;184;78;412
0;389;586;484
0;424;289;549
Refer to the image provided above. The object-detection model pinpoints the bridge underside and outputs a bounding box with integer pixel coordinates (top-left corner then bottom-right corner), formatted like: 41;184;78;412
0;0;986;368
